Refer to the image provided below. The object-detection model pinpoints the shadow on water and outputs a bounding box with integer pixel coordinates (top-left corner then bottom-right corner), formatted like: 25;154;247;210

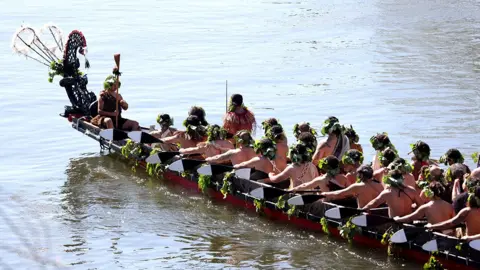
54;154;418;269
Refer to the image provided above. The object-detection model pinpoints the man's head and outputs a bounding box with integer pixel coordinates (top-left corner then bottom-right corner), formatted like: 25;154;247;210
342;149;364;173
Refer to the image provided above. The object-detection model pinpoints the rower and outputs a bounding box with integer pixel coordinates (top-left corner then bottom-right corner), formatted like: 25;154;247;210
189;106;209;126
388;158;416;190
265;125;288;172
373;147;397;184
162;115;206;148
440;148;471;174
265;143;318;189
179;125;234;159
222;94;256;136
452;168;480;214
233;138;281;181
312;116;350;165
321;165;383;208
261;118;280;133
150;113;177;138
205;130;257;165
341;149;364;186
297;132;317;153
417;165;450;203
451;163;468;201
344;125;363;153
409;140;433;180
361;170;423;218
370;133;396;171
426;186;480;237
293;122;317;139
90;75;140;131
289;155;348;192
393;182;454;229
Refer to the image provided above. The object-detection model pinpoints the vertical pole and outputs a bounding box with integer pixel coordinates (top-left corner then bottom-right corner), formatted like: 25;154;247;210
225;80;228;113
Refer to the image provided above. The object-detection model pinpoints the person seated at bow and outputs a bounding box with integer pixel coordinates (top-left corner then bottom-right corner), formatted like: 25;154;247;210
344;125;363;153
394;182;454;233
362;169;423;218
264;143;318;189
91;75;140;131
289;155;348;192
205;130;257;166
369;132;396;171
312;117;349;165
222;94;256;137
293;122;317;139
321;165;383;208
179;125;234;160
426;186;480;238
341;149;364;186
162;115;206;148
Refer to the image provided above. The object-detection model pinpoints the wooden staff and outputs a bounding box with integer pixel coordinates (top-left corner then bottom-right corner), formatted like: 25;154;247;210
114;54;121;128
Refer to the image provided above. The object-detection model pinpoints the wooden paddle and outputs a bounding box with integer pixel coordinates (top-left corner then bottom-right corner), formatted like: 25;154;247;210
114;54;121;128
250;186;323;200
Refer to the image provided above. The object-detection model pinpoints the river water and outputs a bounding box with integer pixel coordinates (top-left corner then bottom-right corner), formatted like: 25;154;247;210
1;0;479;269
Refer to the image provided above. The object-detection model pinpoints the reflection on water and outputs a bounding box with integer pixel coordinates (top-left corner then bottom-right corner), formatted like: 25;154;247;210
52;154;417;269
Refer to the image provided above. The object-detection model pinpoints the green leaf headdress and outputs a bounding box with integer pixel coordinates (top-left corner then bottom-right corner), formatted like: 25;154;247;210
182;115;206;140
254;138;277;160
410;140;431;162
378;148;397;168
382;170;404;188
103;75;121;90
293;122;317;139
289;143;313;164
206;124;227;142
227;94;247;112
297;132;318;152
467;187;480;209
262;118;280;133
439;148;465;165
318;156;341;177
370;132;394;152
156;113;174;127
320;117;342;136
234;130;254;148
344;125;359;143
341;149;364;165
265;125;286;142
465;174;480;194
387;158;413;174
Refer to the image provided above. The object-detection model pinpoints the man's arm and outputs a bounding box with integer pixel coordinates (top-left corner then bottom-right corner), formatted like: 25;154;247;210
361;190;387;210
393;204;427;223
322;184;359;201
179;144;205;155
289;175;325;192
266;166;293;183
233;157;260;169
205;149;235;163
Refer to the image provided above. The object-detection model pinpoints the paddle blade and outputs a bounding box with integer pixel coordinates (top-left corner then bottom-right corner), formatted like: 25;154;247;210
422;239;439;252
114;54;120;69
100;128;128;141
169;159;205;173
325;207;362;219
352;214;392;227
390;229;408;244
197;164;233;176
325;207;342;219
128;131;162;144
250;187;287;200
168;159;184;172
235;168;252;180
145;151;180;164
287;194;324;206
469;239;480;251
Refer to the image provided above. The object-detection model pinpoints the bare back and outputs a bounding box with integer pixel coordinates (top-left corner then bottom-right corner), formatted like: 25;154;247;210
425;200;454;224
383;186;418;217
289;163;319;188
403;173;417;190
230;148;257;165
356;181;384;208
312;138;337;165
466;208;480;236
